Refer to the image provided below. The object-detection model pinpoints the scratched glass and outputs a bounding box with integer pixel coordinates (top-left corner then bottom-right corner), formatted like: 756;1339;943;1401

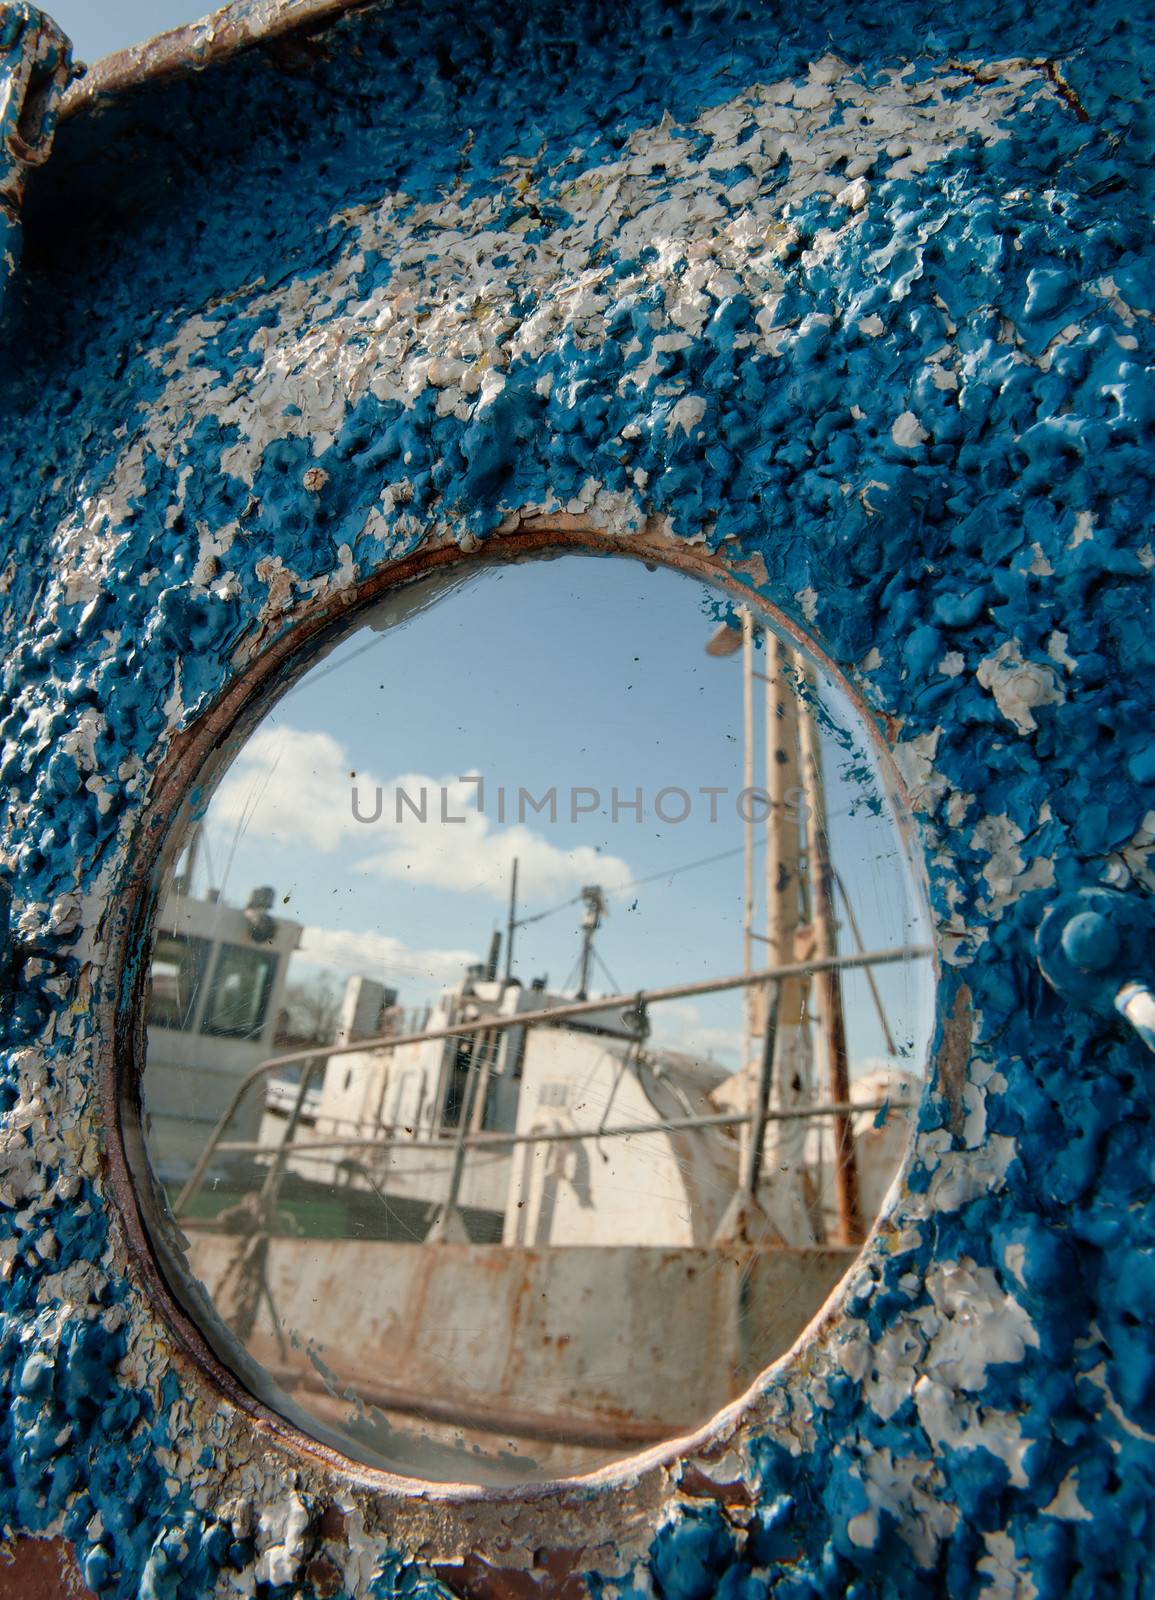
135;554;934;1485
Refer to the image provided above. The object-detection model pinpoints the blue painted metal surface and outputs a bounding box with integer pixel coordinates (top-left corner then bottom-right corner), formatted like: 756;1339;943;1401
0;4;71;302
0;0;1153;1594
1037;888;1155;1052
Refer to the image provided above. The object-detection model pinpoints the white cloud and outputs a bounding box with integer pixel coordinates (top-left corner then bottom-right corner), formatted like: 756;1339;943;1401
293;925;477;990
210;726;365;853
361;784;633;901
656;1001;743;1061
208;724;634;904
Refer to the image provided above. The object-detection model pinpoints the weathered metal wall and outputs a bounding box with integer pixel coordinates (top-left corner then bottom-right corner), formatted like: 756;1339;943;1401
0;0;1152;1594
184;1234;856;1468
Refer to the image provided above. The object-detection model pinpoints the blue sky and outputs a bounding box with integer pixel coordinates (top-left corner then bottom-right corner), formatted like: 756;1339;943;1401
46;2;204;64
179;555;933;1075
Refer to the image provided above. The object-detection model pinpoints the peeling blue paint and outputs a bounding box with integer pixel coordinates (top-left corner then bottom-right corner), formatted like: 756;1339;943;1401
0;0;1153;1594
0;4;70;301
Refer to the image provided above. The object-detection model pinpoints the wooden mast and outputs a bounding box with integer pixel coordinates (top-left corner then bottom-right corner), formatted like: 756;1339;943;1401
740;607;756;1175
755;633;817;1236
798;680;863;1245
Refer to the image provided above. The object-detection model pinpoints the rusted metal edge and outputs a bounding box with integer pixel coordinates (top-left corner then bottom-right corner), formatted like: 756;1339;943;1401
57;0;384;120
261;1354;699;1449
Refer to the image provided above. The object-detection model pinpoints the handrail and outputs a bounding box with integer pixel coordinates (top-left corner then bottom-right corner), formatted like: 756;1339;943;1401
172;942;931;1215
190;1100;892;1160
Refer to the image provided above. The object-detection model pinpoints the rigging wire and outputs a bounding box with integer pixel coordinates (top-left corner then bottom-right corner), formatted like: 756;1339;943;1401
593;947;623;996
509;791;871;935
512;891;583;930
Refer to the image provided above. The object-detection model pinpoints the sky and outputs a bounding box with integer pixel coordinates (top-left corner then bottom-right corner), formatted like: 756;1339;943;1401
167;554;934;1077
46;2;207;65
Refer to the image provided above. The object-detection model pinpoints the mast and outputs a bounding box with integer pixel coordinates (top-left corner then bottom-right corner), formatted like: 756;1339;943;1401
743;632;815;1237
503;856;519;983
708;614;870;1246
576;885;607;999
798;682;863;1245
760;634;809;1177
741;607;756;1149
764;634;803;988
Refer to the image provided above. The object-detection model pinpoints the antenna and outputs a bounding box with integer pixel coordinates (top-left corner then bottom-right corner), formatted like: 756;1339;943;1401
503;857;519;983
576;885;608;999
485;928;502;983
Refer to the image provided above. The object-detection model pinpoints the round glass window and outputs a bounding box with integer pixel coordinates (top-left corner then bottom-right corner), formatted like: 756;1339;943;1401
133;552;934;1485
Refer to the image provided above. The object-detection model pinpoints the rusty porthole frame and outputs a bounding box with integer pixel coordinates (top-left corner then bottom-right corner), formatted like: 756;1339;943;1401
96;513;941;1551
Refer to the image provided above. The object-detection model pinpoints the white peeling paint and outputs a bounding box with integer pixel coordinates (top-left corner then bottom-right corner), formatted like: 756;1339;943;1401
976;642;1065;734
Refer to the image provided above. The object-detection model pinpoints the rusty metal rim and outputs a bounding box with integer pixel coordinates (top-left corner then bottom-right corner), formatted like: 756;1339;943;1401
58;0;384;119
97;513;942;1545
257;1352;704;1448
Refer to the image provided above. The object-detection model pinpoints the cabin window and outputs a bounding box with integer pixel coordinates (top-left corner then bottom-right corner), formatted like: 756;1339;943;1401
147;933;209;1032
129;551;935;1487
441;1052;470;1126
199;945;277;1039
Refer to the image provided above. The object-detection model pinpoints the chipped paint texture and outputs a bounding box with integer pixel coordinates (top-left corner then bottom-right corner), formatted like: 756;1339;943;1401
0;5;70;297
0;0;1154;1594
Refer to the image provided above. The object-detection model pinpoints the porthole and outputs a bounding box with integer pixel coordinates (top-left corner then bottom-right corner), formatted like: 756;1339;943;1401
124;548;934;1487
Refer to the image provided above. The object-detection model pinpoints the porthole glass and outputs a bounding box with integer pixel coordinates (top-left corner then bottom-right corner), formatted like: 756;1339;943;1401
133;552;934;1485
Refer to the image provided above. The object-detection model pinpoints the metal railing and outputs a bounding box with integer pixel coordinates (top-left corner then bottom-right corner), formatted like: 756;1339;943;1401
173;942;930;1227
197;1101;891;1159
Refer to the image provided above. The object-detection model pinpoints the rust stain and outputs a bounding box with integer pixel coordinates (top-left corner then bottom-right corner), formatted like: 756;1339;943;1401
59;0;378;116
436;1549;590;1600
1041;58;1091;121
304;1552;344;1598
936;984;973;1140
675;1462;755;1509
0;1539;95;1600
315;1503;348;1542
